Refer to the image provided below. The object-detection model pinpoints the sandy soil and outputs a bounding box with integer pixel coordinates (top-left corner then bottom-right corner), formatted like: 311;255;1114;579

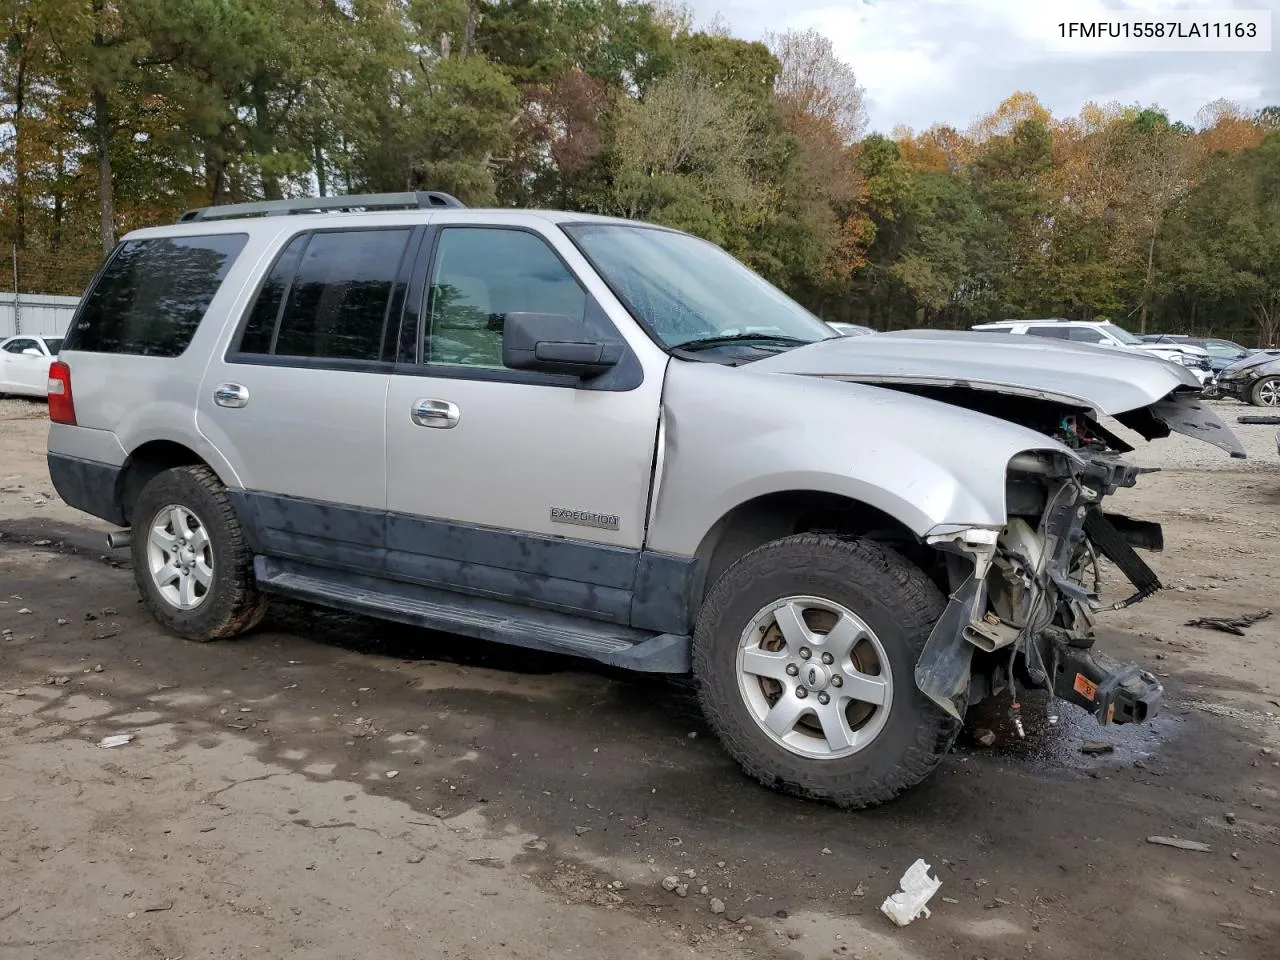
1;396;1278;960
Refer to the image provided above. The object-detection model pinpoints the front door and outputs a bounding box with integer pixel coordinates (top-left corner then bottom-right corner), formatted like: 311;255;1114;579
384;222;666;625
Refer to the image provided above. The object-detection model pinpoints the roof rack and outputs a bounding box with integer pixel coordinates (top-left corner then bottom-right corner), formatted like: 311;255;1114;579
177;191;465;223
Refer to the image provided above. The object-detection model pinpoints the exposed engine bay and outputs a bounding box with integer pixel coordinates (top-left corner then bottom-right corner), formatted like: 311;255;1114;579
887;385;1242;734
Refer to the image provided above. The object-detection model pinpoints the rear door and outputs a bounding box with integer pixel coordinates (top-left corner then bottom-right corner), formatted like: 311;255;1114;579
198;225;423;570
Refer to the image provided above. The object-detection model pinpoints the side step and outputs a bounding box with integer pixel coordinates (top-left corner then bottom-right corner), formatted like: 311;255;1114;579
254;557;691;674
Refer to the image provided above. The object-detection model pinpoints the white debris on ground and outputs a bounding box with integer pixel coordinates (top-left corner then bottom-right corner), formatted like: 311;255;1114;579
880;859;943;927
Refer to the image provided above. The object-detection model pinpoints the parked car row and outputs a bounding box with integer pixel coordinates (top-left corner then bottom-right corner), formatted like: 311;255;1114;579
970;318;1215;385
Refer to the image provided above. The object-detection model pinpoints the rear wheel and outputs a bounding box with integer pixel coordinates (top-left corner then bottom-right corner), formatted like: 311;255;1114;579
130;465;267;641
1251;376;1280;407
693;534;960;809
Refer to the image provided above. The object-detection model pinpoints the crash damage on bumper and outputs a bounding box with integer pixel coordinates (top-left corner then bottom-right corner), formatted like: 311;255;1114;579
757;333;1246;736
907;391;1242;734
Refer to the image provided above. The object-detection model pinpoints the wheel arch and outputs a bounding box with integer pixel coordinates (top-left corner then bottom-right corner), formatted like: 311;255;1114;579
118;440;230;525
691;490;937;606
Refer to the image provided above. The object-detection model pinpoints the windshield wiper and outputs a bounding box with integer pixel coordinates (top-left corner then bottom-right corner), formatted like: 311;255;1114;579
674;332;813;352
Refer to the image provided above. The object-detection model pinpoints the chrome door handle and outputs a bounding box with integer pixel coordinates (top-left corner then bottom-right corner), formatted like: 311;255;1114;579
214;383;249;408
411;398;460;428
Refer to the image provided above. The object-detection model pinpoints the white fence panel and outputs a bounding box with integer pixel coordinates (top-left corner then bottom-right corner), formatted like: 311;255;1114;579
0;292;80;339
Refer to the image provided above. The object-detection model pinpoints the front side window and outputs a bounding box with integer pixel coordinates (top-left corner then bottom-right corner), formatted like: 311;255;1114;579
237;229;411;362
1025;327;1069;339
66;233;248;357
563;224;833;351
424;227;587;368
1067;327;1105;343
3;338;38;354
1206;340;1246;358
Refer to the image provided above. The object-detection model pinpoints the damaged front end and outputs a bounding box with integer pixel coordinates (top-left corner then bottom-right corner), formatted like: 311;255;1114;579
916;439;1167;732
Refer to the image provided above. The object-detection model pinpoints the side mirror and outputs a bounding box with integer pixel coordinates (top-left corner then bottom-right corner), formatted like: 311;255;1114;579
502;312;621;378
22;348;42;358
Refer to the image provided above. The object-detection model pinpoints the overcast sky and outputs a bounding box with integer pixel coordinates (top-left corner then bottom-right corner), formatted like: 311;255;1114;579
683;0;1279;134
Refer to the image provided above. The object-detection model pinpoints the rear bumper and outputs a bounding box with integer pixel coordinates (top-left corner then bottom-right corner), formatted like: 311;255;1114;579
47;453;125;526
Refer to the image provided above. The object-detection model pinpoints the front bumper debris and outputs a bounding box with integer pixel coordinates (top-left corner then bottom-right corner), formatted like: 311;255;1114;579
916;449;1169;727
1051;643;1163;725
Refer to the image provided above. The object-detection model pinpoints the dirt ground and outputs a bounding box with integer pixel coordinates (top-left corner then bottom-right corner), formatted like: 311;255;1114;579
1;396;1278;960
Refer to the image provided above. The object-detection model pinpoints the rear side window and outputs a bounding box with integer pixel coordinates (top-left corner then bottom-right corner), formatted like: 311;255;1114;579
235;228;412;362
65;234;248;357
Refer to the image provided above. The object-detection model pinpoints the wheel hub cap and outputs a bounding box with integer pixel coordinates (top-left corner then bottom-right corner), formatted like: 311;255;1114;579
146;504;213;611
803;662;831;691
736;595;892;760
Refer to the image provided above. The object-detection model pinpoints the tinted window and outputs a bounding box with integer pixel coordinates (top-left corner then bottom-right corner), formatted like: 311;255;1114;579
259;230;411;361
238;235;308;355
425;228;587;367
1025;327;1069;339
66;234;248;357
1067;327;1105;343
43;338;62;355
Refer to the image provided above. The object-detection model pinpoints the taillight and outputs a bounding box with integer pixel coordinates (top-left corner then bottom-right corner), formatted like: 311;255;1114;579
47;361;76;425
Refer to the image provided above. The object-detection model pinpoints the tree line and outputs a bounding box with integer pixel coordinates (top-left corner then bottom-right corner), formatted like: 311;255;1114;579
2;0;1279;345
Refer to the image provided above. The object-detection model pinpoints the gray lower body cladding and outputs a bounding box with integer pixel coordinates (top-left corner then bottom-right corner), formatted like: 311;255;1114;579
44;454;699;669
46;453;128;526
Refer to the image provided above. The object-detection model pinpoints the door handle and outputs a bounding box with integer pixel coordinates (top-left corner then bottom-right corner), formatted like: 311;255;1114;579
214;383;249;408
411;398;460;428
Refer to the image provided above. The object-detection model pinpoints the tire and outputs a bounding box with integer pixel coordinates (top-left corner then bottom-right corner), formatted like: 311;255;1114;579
693;533;959;809
1250;376;1280;407
130;465;267;641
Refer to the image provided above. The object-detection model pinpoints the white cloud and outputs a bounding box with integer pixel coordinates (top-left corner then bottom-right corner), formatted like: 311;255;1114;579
682;0;1279;132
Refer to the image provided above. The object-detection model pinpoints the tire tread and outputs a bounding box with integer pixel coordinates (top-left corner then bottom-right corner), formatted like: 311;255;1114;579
693;533;959;809
132;465;266;641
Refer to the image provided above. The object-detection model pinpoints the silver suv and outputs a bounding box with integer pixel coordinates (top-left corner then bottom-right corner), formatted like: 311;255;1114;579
47;193;1244;808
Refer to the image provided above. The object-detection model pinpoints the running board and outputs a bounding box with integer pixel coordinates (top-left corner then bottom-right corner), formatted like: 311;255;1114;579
254;557;691;674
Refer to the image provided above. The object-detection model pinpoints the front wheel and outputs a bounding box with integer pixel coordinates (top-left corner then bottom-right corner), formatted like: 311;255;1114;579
693;534;959;809
130;465;267;641
1250;376;1280;407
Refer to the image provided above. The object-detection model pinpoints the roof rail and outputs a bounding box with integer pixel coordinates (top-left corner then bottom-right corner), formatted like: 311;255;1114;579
177;191;465;223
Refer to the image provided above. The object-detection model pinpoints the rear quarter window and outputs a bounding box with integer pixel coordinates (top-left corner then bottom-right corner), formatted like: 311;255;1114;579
64;233;249;357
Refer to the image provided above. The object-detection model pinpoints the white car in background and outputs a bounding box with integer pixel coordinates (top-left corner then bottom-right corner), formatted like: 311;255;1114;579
0;334;63;397
971;318;1215;385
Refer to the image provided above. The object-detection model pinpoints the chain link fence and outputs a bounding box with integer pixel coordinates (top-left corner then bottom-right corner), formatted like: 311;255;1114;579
2;243;99;338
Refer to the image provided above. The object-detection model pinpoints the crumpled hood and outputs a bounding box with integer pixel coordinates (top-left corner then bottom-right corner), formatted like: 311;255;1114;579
756;328;1202;416
1220;351;1280;378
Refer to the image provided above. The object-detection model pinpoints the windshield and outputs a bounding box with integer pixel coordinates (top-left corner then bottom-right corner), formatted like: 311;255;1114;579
44;338;63;355
1098;323;1143;345
563;224;835;349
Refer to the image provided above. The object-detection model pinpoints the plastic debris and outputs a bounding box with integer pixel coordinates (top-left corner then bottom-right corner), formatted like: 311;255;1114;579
1184;610;1271;636
99;734;134;748
880;859;942;927
1147;836;1211;852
